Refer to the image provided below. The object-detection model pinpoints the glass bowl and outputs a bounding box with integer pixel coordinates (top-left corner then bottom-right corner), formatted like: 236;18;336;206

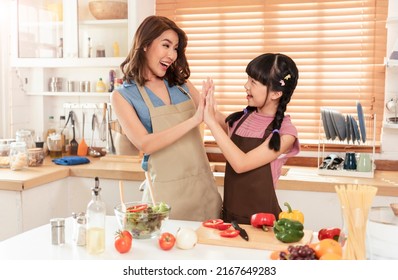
114;201;170;239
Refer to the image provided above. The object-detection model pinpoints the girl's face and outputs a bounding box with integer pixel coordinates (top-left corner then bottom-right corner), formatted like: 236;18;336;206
244;76;269;108
144;29;179;80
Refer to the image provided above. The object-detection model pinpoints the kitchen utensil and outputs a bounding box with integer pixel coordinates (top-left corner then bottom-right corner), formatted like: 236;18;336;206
343;152;357;170
89;113;101;157
70;112;78;155
77;112;88;156
119;180;126;213
231;220;249;241
196;224;313;251
99;103;107;142
144;171;156;206
107;105;116;154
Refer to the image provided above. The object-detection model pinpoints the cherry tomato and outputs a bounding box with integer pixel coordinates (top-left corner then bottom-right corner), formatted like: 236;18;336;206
158;232;176;251
114;230;132;253
202;219;223;228
219;229;240;238
127;204;148;212
214;223;232;231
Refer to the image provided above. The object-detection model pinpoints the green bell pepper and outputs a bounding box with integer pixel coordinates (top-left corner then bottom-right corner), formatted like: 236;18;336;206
273;218;304;243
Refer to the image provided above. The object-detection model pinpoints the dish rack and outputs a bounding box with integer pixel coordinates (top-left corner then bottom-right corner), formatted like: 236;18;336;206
317;108;376;178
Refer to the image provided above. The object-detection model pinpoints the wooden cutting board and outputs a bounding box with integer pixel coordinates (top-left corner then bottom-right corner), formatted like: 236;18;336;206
196;224;313;251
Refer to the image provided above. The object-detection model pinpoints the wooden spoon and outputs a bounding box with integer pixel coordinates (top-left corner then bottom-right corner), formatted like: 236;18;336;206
119;180;126;212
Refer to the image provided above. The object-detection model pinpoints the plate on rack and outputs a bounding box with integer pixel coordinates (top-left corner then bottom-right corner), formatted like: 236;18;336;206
346;114;351;144
350;115;361;144
331;109;346;141
325;109;337;140
357;101;366;143
321;108;331;140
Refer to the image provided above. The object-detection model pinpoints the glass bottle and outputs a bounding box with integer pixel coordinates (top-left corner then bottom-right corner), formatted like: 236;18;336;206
96;78;106;92
86;177;106;254
57;37;63;58
16;129;34;149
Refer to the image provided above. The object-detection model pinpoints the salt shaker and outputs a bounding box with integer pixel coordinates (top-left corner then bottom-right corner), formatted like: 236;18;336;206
50;218;65;245
72;212;87;246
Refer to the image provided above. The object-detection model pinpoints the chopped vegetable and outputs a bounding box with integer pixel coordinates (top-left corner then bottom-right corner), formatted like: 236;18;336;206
250;213;276;231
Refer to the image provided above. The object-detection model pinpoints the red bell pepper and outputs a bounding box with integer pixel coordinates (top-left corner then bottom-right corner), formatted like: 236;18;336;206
318;228;341;242
250;213;276;231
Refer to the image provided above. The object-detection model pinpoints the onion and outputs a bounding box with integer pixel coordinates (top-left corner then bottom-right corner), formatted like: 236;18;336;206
175;227;198;250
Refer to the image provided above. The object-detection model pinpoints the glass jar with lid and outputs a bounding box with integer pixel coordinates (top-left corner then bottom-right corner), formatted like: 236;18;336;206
0;143;10;168
16;129;35;149
9;141;28;171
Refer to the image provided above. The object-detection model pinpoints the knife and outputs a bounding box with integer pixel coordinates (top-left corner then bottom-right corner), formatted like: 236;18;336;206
231;220;249;241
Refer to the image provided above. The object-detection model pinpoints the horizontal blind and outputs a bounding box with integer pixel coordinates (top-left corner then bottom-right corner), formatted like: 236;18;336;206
156;0;387;143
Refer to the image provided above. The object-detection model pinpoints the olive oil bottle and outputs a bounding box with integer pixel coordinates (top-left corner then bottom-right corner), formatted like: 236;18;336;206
86;177;106;254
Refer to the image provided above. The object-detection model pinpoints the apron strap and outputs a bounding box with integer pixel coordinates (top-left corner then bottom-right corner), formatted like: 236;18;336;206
136;83;155;111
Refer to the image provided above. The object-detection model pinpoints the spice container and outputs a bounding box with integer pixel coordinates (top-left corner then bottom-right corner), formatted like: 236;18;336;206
0;143;10;168
16;129;35;149
72;212;87;246
50;218;65;245
9;141;28;171
28;148;45;167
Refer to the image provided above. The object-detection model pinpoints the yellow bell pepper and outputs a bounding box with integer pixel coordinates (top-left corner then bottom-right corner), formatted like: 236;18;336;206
279;202;304;224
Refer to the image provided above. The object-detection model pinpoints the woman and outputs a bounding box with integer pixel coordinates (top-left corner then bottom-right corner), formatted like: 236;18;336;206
110;15;222;221
203;53;300;224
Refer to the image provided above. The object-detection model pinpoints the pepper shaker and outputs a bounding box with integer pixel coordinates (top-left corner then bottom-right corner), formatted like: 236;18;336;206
50;218;65;245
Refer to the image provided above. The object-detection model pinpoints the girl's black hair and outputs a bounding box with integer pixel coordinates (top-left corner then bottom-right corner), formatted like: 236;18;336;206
225;53;299;151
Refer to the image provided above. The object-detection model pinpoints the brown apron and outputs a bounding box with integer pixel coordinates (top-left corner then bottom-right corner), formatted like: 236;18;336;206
137;85;222;221
223;111;282;224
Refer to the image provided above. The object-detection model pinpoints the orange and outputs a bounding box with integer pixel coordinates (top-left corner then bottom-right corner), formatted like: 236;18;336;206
319;252;343;260
313;239;343;259
269;249;287;260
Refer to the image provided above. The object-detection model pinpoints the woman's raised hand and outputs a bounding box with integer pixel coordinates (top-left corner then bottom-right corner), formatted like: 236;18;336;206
203;79;217;127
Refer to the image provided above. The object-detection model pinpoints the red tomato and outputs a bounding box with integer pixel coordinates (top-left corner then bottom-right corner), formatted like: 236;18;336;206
114;230;132;254
202;219;223;228
158;232;176;251
127;204;148;212
219;229;240;238
215;223;232;231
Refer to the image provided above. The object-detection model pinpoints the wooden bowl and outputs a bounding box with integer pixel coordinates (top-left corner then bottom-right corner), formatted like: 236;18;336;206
88;1;127;20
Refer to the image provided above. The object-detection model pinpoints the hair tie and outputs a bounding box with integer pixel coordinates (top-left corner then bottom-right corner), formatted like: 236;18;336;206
243;108;248;114
272;129;279;134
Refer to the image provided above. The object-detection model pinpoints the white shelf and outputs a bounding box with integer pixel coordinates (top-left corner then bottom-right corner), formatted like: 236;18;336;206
318;168;375;179
383;122;398;129
11;57;124;68
26;91;110;97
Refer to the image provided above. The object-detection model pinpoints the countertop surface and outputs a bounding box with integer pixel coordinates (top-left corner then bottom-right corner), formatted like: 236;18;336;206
0;155;397;196
0;216;275;260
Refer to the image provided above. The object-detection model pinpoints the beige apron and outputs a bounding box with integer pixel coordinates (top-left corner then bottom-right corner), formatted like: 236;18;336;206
137;84;222;221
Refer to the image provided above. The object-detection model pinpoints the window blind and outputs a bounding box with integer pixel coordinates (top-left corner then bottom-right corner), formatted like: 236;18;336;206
156;0;388;144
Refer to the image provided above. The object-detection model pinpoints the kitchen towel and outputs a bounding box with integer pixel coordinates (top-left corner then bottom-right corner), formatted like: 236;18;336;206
52;156;90;166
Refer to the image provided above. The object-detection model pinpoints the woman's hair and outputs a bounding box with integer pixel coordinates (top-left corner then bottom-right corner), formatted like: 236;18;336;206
225;53;299;152
120;15;190;87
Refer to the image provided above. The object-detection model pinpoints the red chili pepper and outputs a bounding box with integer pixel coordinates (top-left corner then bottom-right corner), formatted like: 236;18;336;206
250;213;276;231
318;228;341;242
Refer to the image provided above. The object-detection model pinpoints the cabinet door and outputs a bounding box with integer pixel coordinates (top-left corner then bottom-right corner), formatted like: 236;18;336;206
17;0;66;58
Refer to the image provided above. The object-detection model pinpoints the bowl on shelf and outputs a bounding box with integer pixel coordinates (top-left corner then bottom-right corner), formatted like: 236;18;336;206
88;1;128;20
114;201;170;239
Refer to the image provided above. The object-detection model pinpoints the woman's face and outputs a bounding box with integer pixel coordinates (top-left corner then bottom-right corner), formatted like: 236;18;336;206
143;29;179;80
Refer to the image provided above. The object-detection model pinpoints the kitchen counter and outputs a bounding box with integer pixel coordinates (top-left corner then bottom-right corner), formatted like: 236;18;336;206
0;216;273;260
1;155;397;196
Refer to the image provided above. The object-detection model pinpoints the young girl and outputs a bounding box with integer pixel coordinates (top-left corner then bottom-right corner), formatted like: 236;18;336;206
203;53;300;224
111;16;222;221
